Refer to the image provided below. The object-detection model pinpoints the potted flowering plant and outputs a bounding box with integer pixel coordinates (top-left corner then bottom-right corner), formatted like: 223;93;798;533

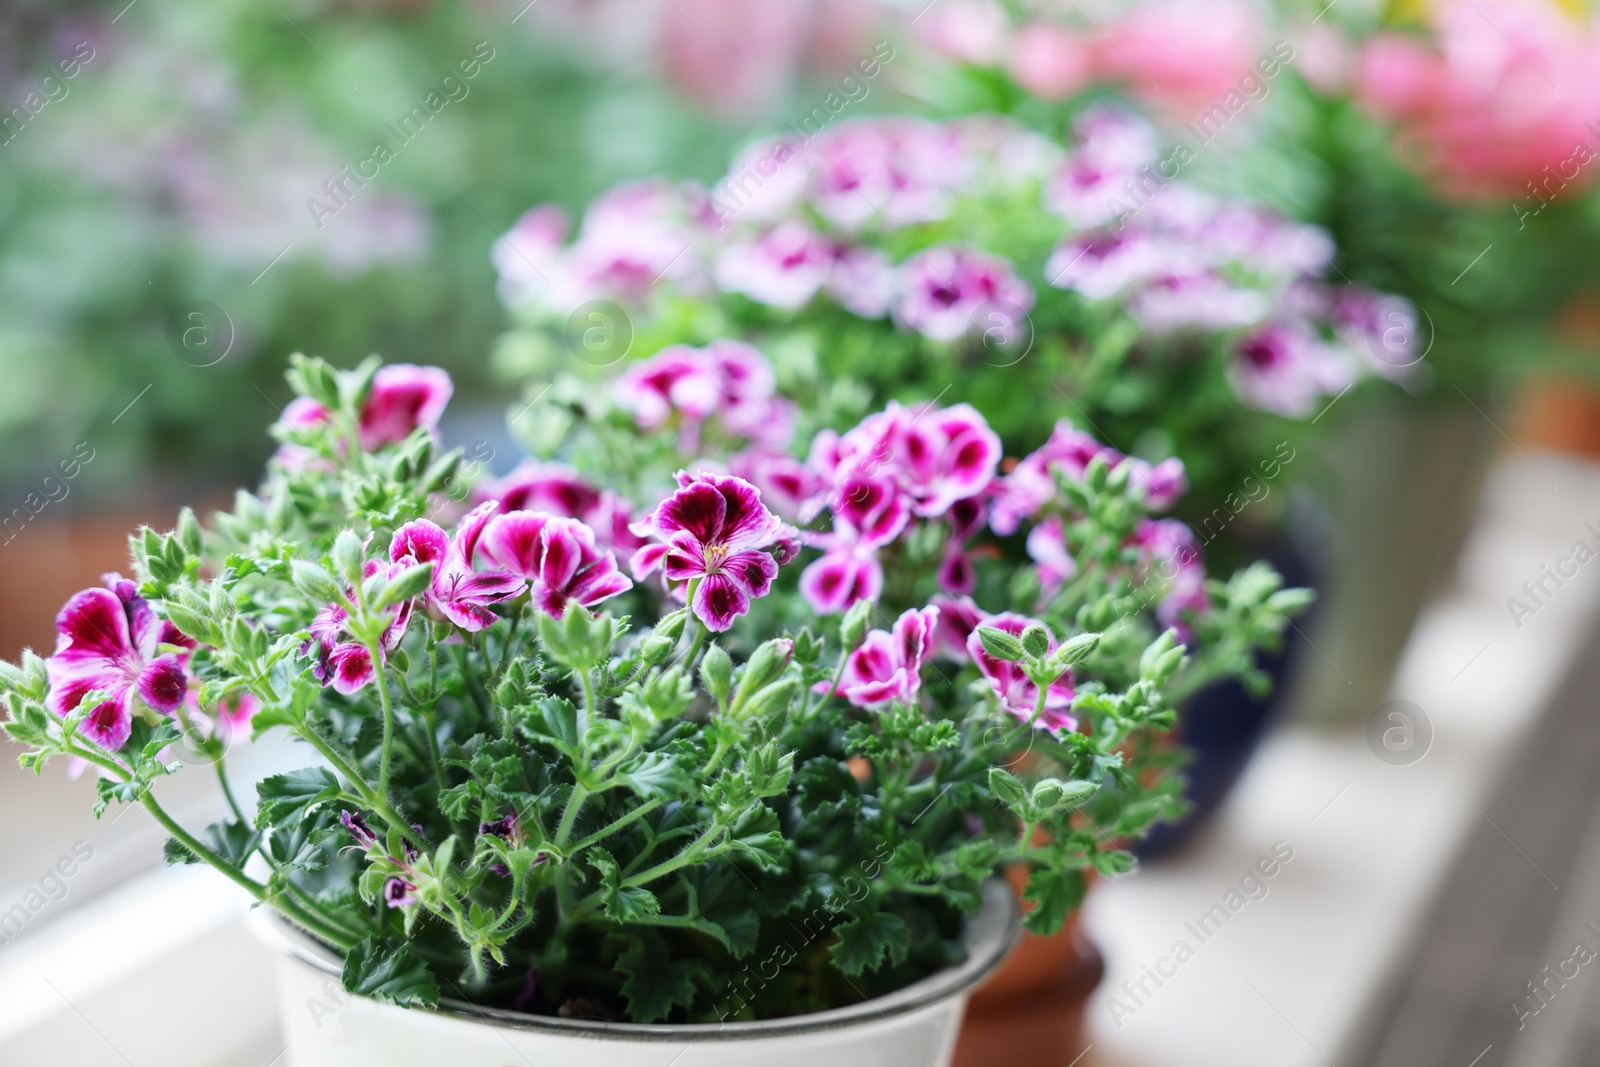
1;356;1304;1066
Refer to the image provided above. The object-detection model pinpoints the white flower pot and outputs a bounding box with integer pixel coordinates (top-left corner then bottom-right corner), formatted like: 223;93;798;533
252;880;1020;1067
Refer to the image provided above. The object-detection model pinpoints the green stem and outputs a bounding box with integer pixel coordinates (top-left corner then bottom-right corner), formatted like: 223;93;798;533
369;640;399;801
293;718;425;854
140;789;266;899
621;824;723;889
570;798;663;853
555;784;590;848
579;670;599;734
216;762;248;825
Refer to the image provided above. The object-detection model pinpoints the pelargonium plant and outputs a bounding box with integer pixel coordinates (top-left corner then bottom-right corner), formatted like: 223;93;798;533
1;356;1306;1023
492;107;1413;517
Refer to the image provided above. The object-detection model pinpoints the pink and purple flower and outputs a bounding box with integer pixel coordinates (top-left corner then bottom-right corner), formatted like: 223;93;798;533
629;472;794;632
893;246;1035;343
476;460;644;554
713;220;834;310
824;605;940;708
305;560;415;695
45;574;192;750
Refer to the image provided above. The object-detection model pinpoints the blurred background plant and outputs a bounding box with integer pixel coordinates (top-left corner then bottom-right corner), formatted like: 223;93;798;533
898;0;1600;724
0;0;896;512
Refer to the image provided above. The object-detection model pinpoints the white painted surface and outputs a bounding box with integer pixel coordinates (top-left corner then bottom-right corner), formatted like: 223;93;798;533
1084;451;1600;1066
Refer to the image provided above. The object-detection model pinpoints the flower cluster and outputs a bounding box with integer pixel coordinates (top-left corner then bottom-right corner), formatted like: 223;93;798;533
799;400;1001;614
615;339;796;450
495;108;1412;423
3;357;1308;1028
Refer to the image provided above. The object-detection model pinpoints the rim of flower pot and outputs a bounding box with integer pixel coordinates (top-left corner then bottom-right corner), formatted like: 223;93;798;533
256;878;1021;1042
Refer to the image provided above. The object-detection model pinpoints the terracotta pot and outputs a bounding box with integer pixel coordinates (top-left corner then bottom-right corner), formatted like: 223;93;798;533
952;865;1103;1067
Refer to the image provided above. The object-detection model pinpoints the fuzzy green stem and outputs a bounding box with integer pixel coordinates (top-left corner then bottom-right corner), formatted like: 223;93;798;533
369;640;399;801
555;784;590;848
570;798;663;853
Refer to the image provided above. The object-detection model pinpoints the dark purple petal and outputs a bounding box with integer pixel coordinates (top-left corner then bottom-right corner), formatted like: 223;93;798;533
136;654;188;715
390;520;449;566
720;549;778;599
359;364;452;450
537;518;587;591
79;692;133;751
655;480;727;544
693;573;751;632
327;644;375;694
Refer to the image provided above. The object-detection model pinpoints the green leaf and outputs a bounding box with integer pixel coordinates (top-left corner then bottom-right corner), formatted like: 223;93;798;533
163;837;200;865
256;768;339;826
1022;868;1085;935
342;939;440;1009
617;934;710;1022
589;848;662;923
830;911;911;976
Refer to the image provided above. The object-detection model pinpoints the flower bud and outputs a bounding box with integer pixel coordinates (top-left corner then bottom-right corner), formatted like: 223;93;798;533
841;599;874;650
731;639;793;714
1021;625;1051;659
699;645;733;710
331;530;365;585
976;626;1026;663
175;507;203;558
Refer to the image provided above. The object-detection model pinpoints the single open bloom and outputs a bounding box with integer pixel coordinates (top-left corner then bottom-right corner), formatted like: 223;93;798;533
45;574;192;750
825;605;940;708
479;511;633;618
967;612;1077;733
630;472;792;632
391;502;525;632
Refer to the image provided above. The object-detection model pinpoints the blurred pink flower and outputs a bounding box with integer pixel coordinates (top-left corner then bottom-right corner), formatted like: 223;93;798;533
1099;0;1264;119
1355;0;1600;198
659;0;813;118
1008;22;1094;100
915;0;1010;65
893;246;1034;342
